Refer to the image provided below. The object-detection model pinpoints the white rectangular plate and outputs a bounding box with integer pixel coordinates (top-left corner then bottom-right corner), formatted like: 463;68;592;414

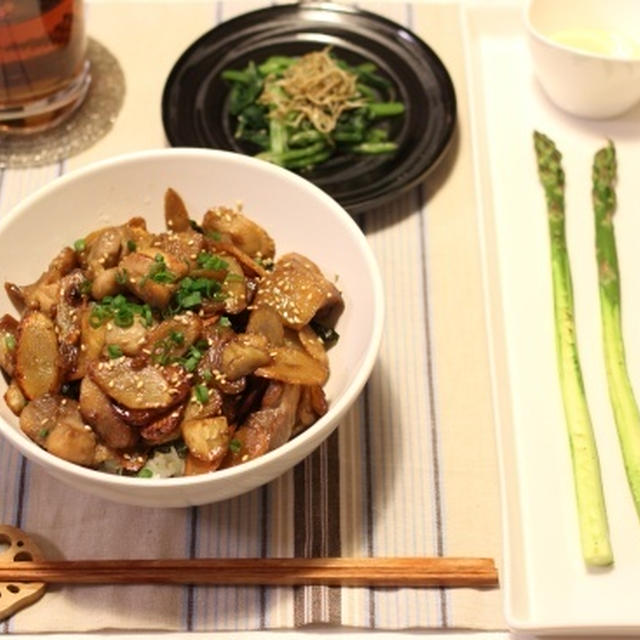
464;4;640;635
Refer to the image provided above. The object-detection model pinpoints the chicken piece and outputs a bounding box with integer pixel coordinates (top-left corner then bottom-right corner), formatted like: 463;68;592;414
154;231;206;271
104;318;148;357
224;382;301;466
4;380;26;416
83;226;124;275
220;332;272;381
122;217;152;250
196;325;246;395
91;267;123;300
79;377;138;449
119;248;188;308
181;416;232;466
202;205;275;260
20;394;98;467
183;385;223;421
5;246;77;315
15;310;62;399
253;253;342;330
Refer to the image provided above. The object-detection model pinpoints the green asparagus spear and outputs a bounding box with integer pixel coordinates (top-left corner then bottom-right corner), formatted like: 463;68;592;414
592;141;640;521
533;131;613;566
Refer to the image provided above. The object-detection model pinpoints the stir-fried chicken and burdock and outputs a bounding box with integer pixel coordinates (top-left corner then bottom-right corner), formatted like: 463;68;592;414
0;189;343;477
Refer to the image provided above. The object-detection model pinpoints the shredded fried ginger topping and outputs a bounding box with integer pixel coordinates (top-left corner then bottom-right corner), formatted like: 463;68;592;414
259;47;366;134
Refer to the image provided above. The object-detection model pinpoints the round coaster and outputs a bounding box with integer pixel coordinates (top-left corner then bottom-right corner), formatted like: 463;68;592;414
0;38;126;169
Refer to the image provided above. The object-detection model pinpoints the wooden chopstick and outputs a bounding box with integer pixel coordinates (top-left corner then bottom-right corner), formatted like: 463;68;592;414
0;557;498;588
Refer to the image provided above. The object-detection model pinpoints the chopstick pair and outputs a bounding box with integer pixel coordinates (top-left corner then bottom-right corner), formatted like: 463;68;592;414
1;556;498;588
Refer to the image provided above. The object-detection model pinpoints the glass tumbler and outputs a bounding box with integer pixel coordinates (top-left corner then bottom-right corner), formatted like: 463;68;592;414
0;0;91;133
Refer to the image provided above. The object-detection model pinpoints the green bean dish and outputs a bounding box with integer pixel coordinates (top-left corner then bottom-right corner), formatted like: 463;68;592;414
222;47;405;171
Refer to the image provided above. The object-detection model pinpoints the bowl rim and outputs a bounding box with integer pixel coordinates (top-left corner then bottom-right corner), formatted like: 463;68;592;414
523;0;640;63
0;147;385;489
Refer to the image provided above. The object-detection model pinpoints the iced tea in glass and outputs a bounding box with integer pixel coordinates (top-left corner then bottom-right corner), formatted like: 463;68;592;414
0;0;90;132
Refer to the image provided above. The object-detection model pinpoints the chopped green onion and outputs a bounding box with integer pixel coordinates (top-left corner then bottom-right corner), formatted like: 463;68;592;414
79;278;92;295
73;238;86;252
127;240;137;252
107;344;123;359
137;467;153;478
197;251;229;272
194;384;209;404
169;330;184;345
170;276;224;314
179;344;205;372
148;254;176;284
229;438;242;453
4;334;16;351
89;295;153;329
115;269;128;285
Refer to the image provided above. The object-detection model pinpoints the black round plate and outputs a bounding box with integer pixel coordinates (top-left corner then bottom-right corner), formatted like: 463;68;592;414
161;2;457;214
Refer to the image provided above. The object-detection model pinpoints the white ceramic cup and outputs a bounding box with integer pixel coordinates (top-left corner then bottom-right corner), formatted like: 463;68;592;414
525;0;640;119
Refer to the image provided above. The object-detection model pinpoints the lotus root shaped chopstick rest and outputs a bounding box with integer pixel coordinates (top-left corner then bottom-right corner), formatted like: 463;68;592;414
0;525;46;620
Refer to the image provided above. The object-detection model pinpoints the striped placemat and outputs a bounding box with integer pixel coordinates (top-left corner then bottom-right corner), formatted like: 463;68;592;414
0;0;504;632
